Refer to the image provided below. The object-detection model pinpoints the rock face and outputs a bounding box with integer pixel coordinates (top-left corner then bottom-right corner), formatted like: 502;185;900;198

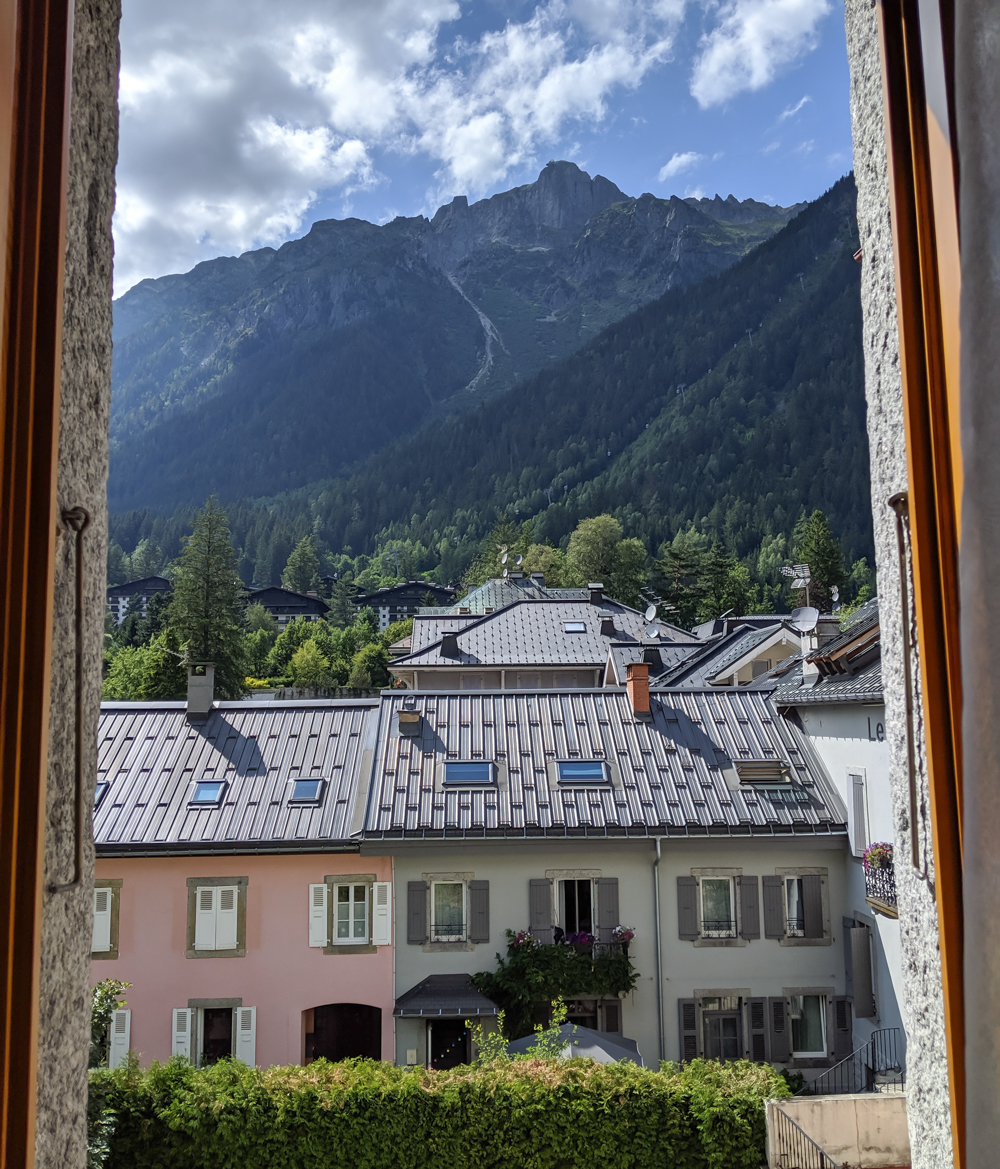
109;161;801;511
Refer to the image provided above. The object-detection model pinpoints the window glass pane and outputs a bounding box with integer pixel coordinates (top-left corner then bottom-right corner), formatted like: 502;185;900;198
336;885;350;938
701;878;732;928
192;781;224;803
786;878;804;931
558;761;606;783
353;886;367;938
335;884;368;942
291;778;323;801
444;762;493;784
563;621;587;633
434;883;464;937
94;782;109;807
790;994;826;1054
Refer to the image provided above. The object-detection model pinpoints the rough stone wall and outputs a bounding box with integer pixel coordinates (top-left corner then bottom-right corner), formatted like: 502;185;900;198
842;2;953;1166
35;1;120;1166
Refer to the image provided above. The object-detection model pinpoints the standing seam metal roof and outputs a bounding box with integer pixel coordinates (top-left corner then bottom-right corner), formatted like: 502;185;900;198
362;689;846;838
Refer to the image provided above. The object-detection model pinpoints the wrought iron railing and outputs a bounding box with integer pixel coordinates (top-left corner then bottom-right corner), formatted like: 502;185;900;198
591;941;628;958
797;1027;905;1096
865;863;898;913
431;920;466;941
768;1103;840;1169
700;918;737;938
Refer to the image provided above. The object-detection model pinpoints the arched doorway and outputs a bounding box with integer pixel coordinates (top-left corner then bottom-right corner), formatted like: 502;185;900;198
304;1003;381;1063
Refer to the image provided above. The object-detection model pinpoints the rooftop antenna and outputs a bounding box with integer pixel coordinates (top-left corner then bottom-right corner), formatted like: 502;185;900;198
781;563;812;607
831;585;841;613
790;606;819;633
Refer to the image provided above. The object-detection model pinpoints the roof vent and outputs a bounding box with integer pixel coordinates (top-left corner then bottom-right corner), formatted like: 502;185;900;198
642;647;662;672
398;698;421;737
588;583;605;605
530;572;545;585
186;664;214;721
600;616;616;637
459;607;470;615
626;662;650;715
441;632;461;659
735;760;791;784
484;607;494;614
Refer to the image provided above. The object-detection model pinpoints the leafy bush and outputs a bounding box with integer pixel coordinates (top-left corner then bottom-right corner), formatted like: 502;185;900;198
91;1055;788;1169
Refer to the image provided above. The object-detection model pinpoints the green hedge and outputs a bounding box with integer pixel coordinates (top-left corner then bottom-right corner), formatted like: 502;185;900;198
90;1056;787;1169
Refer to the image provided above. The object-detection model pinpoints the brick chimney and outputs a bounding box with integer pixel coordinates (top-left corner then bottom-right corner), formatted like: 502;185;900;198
186;663;215;721
626;662;650;716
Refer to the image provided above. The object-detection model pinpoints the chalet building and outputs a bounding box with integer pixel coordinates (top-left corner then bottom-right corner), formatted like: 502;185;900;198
247;585;329;629
91;695;394;1069
428;573;589;616
106;576;172;625
353;580;457;631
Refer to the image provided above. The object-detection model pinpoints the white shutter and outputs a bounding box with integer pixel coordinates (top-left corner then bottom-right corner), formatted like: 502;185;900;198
109;1009;130;1068
216;886;239;950
372;881;391;946
172;1008;192;1060
309;883;328;947
194;887;217;950
92;887;113;952
234;1006;256;1066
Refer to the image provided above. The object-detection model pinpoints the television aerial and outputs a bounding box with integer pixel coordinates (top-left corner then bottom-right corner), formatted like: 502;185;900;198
781;563;812;606
644;604;657;622
790;606;819;633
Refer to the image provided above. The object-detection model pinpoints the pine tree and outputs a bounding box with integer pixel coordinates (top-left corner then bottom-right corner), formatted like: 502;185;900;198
792;510;845;611
282;535;322;594
169;497;247;699
652;529;708;629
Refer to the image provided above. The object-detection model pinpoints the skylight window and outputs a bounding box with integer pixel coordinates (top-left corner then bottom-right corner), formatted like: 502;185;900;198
444;762;495;785
563;621;587;633
289;778;325;803
735;760;791;785
94;782;109;808
557;760;608;783
190;780;226;805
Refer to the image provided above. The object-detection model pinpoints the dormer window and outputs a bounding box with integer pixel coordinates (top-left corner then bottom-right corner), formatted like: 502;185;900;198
564;621;587;633
289;778;325;804
444;762;494;784
190;781;226;805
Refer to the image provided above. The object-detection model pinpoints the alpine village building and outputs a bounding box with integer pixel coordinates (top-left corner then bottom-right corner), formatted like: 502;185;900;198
92;578;903;1079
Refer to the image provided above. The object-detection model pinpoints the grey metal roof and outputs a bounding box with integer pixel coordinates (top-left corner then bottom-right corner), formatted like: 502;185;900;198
605;641;702;683
768;657;884;705
394;599;698;671
394;974;499;1017
106;576;172;598
431;577;589;615
808;598;880;660
409;614;481;654
651;626;770;689
704;623;800;681
95;700;377;854
361;689;846;839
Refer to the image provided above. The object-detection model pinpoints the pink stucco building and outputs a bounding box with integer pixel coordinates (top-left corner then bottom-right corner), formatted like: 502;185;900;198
91;698;395;1068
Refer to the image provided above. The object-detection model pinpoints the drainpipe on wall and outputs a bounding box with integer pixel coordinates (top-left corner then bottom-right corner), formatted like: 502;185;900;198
653;836;665;1064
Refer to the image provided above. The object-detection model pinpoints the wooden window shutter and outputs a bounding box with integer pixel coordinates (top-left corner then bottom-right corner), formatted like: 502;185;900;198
849;773;868;856
109;1009;130;1069
234;1006;257;1066
768;997;790;1062
802;874;824;938
407;881;428;944
603;1002;621;1033
529;878;553;943
843;918;856;996
676;876;698;940
830;996;853;1060
738;876;760;940
372;882;392;946
678;998;699;1061
748;997;768;1062
216;886;239;950
194;887;216;950
92;888;113;952
468;880;490;944
308;884;328;948
762;876;784;938
850;925;876;1018
595;877;619;942
172;1008;192;1060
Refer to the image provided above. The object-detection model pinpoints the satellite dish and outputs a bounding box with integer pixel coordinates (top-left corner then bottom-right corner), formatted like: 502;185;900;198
516;554;523;566
644;604;657;621
501;552;508;564
500;544;508;553
502;568;509;578
647;627;660;639
791;606;819;633
831;585;839;602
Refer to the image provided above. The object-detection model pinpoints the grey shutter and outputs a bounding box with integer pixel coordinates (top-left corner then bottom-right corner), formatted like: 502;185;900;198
802;874;824;938
831;996;853;1059
843;918;856;997
529;878;553;944
407;881;428;944
468;880;490;944
749;997;768;1062
762;876;785;938
768;996;790;1062
738;876;760;939
677;876;698;940
850;925;876;1018
596;877;619;942
678;998;699;1061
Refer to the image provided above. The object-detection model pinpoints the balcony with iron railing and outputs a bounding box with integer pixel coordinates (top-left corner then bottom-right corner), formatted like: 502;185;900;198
700;918;738;939
431;920;466;942
797;1027;905;1096
865;863;898;918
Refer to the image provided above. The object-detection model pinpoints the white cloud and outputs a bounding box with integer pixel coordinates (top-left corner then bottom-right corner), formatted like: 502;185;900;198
114;0;685;293
689;0;831;109
778;94;811;120
657;150;704;181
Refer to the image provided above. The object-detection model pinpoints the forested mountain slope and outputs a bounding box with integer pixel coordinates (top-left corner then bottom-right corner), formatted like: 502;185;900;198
108;161;799;511
112;175;870;588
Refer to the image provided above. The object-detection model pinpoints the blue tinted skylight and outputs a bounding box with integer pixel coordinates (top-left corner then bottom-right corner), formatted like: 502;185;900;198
557;760;608;783
290;778;325;803
444;761;494;785
191;780;226;804
94;782;109;808
563;621;587;633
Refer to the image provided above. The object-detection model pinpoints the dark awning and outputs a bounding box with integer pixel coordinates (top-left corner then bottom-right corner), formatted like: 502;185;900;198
393;974;499;1018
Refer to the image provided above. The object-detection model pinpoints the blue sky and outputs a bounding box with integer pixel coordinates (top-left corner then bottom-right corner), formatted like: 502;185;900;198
115;0;852;295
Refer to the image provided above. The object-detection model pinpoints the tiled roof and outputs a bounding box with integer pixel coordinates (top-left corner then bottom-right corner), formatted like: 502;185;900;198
409;614;481;654
106;576;172;598
94;700;377;854
705;623;800;681
361;689;846;839
807;598;880;660
605;641;702;683
394;599;698;671
651;626;773;689
248;586;329;613
767;657;884;705
431;577;589;615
